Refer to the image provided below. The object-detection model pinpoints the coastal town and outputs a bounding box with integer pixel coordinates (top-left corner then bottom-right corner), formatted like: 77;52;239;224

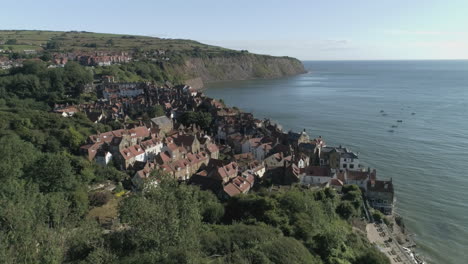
0;29;433;263
69;79;394;207
53;76;425;263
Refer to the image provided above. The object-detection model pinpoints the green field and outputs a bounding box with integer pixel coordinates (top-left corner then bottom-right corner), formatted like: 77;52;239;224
0;30;232;54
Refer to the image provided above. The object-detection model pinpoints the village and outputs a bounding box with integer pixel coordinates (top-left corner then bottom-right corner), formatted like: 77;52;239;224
53;77;395;215
66;77;426;264
0;49;134;69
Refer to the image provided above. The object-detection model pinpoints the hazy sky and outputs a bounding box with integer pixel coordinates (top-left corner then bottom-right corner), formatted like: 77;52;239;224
2;0;468;60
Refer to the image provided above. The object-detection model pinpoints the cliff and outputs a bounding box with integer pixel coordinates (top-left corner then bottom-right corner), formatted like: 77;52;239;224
179;54;306;83
0;30;306;86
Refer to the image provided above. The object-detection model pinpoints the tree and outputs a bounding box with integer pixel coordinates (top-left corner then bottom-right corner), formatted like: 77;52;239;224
66;126;86;150
6;39;17;45
106;39;114;46
148;105;165;118
27;153;77;193
179;111;212;130
40;52;52;62
65;221;116;263
45;40;61;50
336;201;356;220
118;179;201;261
63;62;93;96
198;191;224;224
0;135;39;180
355;248;390;264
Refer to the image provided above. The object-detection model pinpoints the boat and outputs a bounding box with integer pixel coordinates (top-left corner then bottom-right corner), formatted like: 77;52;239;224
397;120;403;123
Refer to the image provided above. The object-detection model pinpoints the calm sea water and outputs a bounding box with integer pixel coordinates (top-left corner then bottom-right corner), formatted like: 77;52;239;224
205;60;468;264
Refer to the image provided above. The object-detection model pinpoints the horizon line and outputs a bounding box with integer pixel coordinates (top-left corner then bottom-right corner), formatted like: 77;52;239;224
300;59;468;62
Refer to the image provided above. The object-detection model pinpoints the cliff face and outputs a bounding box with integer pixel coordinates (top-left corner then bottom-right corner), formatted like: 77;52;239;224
176;54;305;84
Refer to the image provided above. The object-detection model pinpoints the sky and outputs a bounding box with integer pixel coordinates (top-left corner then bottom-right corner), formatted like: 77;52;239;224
1;0;468;60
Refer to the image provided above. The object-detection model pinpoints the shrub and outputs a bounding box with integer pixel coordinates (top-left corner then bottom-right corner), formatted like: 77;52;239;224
89;191;111;207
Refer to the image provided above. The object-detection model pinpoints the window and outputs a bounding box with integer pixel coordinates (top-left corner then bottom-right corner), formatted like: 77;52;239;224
350;164;354;169
343;164;347;168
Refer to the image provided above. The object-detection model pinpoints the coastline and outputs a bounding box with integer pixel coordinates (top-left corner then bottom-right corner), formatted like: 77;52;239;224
204;81;427;264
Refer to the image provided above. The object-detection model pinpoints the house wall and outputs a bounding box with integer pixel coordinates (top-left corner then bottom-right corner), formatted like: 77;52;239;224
96;152;112;166
241;141;251;154
145;143;163;160
300;175;331;185
367;191;394;215
340;157;360;170
255;166;266;178
253;146;266;161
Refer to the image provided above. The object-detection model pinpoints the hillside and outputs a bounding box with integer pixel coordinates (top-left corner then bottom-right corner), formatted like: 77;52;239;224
0;30;305;85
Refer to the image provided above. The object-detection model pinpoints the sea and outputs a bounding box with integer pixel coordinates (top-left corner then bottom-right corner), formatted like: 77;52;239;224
205;60;468;264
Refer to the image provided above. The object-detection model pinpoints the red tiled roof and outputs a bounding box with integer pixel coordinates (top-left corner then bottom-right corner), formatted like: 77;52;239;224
207;143;219;153
140;138;161;150
157;151;172;164
120;145;145;160
367;179;393;193
223;175;254;197
330;178;344;187
128;126;150;138
302;166;331;177
167;143;178;151
347;170;370;181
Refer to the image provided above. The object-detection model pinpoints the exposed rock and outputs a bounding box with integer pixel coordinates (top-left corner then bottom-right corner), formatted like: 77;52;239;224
178;54;305;85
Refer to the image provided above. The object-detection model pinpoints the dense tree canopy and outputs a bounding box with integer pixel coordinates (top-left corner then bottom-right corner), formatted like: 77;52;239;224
179;111;213;131
0;60;93;102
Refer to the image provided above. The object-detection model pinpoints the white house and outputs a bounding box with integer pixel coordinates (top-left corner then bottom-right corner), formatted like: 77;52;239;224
54;106;78;117
297;155;310;169
343;169;376;190
141;138;163;160
340;150;360;170
299;166;335;185
241;137;261;154
250;161;266;178
96;151;113;166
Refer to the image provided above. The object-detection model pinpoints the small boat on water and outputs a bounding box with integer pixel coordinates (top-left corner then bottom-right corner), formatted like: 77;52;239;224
411;112;416;115
391;125;398;128
397;120;403;123
388;129;394;133
382;113;388;116
380;110;385;113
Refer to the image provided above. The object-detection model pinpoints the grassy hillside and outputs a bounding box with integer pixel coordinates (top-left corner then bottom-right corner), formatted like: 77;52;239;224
0;30;236;54
0;30;305;84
